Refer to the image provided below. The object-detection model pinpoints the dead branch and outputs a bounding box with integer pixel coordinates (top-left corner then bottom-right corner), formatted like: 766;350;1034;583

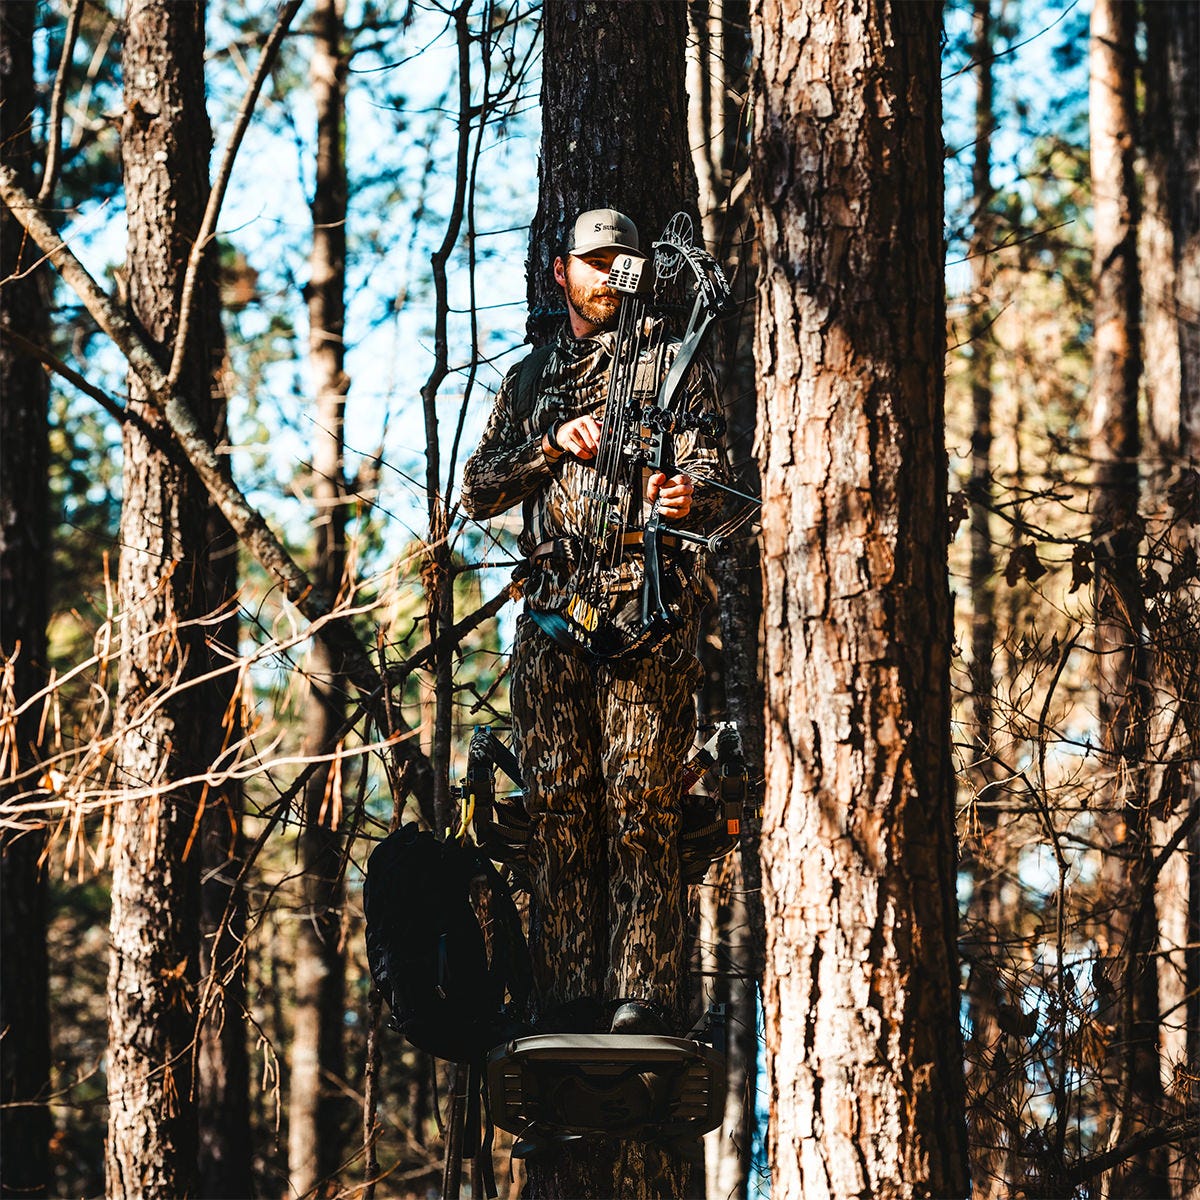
0;321;168;450
166;0;303;392
1065;1117;1200;1187
0;164;434;812
37;0;85;206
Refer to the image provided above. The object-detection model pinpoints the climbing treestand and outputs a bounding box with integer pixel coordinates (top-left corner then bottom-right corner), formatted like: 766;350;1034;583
453;722;749;1192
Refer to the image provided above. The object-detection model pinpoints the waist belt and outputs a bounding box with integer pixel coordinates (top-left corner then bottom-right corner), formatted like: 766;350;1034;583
529;531;681;562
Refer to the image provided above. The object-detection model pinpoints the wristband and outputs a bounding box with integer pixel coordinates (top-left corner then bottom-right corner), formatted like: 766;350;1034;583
546;420;566;454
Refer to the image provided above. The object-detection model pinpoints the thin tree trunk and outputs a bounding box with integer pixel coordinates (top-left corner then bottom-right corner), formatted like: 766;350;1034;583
524;4;700;1196
700;856;757;1200
1142;4;1200;1196
1089;3;1167;1194
418;0;469;838
290;0;350;1191
106;2;220;1194
0;2;52;1193
686;0;726;248
961;4;1009;1195
752;1;970;1195
686;9;760;1196
1089;0;1142;758
967;0;997;790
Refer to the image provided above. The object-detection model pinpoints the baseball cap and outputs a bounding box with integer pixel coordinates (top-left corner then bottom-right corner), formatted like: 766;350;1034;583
567;208;641;257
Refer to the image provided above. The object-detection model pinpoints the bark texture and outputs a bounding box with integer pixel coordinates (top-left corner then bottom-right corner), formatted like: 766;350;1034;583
0;2;52;1193
527;0;700;343
290;0;350;1191
966;0;997;787
686;9;762;1195
1088;3;1167;1194
1141;4;1200;1196
751;1;970;1196
106;3;221;1194
523;4;702;1196
1089;0;1142;751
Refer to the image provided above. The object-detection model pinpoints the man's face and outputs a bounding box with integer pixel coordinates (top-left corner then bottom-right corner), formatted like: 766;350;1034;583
557;249;622;331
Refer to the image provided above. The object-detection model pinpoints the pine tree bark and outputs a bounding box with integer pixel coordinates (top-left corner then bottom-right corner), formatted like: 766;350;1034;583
1089;3;1168;1193
1089;0;1142;753
524;4;700;1196
527;0;700;343
966;0;997;790
290;0;350;1193
106;3;222;1195
0;2;52;1194
1141;4;1200;1196
751;1;970;1196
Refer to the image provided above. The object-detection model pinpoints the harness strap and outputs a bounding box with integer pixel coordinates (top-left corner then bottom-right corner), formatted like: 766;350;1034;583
528;531;681;562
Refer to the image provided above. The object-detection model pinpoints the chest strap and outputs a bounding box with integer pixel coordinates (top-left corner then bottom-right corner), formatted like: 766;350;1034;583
528;531;681;562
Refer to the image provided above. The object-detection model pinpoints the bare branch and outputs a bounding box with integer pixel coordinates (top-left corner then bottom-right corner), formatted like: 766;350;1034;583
166;0;304;392
0;321;168;450
37;0;86;206
1065;1117;1200;1186
0;165;434;810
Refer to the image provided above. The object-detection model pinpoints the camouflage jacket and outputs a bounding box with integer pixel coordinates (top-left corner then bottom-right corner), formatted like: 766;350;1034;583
462;321;726;614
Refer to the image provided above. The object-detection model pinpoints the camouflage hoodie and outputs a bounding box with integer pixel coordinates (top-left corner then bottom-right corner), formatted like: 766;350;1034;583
462;321;726;615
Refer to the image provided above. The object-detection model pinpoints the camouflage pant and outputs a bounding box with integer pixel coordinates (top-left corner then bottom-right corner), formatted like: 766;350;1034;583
510;609;701;1022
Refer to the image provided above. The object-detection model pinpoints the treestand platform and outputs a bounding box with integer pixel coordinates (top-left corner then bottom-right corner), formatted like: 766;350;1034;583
486;1021;726;1143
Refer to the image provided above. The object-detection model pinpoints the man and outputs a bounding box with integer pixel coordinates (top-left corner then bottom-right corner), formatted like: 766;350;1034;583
462;208;725;1034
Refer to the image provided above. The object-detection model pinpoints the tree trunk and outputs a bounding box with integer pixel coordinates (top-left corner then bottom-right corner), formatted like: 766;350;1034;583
751;2;970;1196
0;2;52;1194
1141;4;1200;1197
966;0;997;789
686;9;761;1197
1089;3;1168;1194
524;4;700;1196
686;0;726;248
527;0;700;343
1089;0;1142;754
290;0;350;1192
960;4;1010;1196
106;2;222;1195
699;856;758;1200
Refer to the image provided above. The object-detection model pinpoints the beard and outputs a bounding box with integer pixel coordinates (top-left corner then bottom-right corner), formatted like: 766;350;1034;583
564;269;621;329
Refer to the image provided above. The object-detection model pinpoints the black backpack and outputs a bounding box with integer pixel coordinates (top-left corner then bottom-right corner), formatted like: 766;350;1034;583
364;824;532;1064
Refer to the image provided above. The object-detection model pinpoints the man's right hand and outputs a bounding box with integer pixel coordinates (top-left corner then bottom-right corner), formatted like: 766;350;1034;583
544;414;601;460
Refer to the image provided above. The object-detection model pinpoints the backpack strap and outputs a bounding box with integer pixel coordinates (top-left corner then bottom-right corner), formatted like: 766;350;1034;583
476;854;532;1013
511;343;555;426
460;1060;498;1199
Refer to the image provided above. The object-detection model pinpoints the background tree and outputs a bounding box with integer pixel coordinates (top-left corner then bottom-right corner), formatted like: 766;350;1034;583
958;2;1012;1193
290;0;352;1191
1088;2;1169;1193
752;0;970;1196
685;5;763;1195
1142;3;1200;1195
105;1;225;1192
0;2;53;1194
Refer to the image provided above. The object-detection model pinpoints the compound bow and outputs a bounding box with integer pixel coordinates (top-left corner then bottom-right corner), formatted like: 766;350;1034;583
533;214;754;661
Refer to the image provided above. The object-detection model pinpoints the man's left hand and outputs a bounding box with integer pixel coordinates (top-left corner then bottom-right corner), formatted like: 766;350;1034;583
647;472;694;520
